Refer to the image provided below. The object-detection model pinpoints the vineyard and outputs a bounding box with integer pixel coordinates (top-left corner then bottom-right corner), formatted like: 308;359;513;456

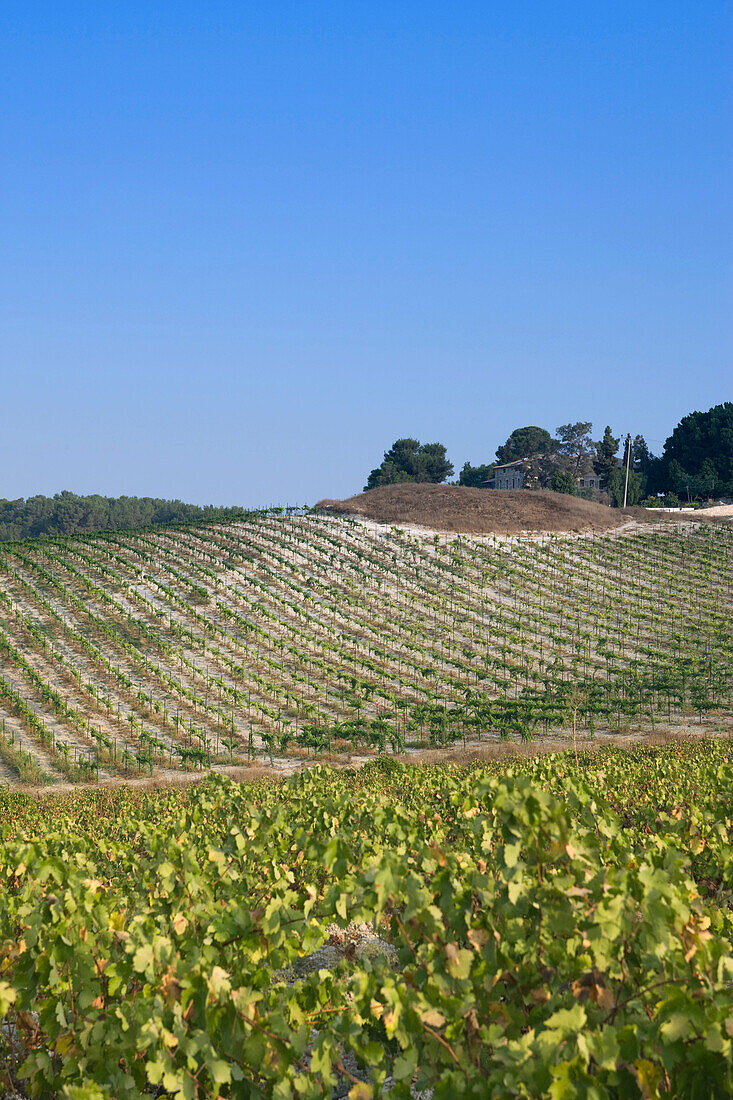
2;742;733;1096
0;512;731;786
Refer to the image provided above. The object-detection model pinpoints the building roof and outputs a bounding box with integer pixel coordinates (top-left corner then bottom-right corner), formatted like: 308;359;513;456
493;458;530;470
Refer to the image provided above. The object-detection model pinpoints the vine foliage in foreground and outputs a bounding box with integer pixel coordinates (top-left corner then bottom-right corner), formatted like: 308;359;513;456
1;745;733;1097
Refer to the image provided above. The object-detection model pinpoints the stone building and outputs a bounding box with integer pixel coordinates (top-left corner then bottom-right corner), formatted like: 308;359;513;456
486;458;607;492
486;459;528;490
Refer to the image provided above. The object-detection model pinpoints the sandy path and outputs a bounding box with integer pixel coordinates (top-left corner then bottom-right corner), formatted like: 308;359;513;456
699;504;733;518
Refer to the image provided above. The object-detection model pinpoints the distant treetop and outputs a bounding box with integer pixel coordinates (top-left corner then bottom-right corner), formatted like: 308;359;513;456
661;402;733;495
365;438;454;490
495;426;554;464
458;461;494;487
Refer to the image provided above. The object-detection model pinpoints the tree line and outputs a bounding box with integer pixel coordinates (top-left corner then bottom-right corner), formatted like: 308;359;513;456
0;491;255;542
365;402;733;506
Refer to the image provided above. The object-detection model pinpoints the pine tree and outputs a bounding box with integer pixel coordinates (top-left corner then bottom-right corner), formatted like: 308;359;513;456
593;426;620;487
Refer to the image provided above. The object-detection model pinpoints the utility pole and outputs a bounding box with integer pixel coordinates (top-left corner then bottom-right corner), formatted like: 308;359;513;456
622;433;632;508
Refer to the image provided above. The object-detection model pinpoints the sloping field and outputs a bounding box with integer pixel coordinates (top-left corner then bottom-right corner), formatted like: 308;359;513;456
0;512;730;785
316;483;665;533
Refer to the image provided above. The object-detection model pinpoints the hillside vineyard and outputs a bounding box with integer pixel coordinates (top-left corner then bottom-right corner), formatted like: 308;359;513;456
0;512;730;784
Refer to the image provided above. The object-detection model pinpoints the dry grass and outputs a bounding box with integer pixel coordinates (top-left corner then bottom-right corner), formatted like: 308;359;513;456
316;483;711;535
402;741;569;766
17;762;283;798
401;728;724;768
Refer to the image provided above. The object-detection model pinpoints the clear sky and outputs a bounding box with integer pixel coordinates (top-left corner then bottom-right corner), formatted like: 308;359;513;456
1;2;731;506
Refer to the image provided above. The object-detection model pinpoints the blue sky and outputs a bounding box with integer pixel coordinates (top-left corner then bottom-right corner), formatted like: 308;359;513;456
1;2;730;505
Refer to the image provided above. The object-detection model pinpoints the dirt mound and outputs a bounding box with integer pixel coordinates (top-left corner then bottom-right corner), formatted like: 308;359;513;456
316;483;662;535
